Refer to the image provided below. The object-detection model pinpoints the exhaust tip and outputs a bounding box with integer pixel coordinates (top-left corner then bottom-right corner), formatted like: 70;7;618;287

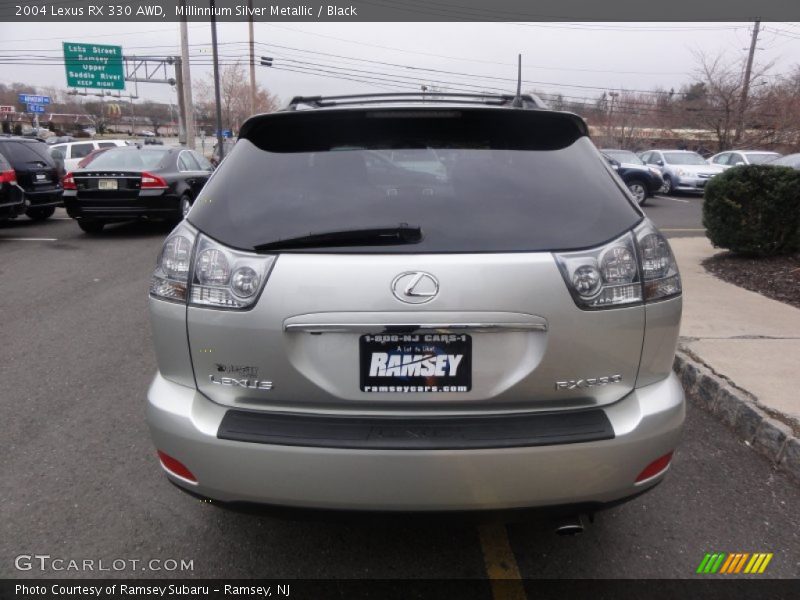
555;515;585;536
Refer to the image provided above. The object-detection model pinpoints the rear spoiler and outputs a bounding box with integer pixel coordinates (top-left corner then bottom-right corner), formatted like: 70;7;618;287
239;106;589;154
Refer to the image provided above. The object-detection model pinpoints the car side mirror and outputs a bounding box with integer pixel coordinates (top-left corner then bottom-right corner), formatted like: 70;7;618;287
656;160;664;167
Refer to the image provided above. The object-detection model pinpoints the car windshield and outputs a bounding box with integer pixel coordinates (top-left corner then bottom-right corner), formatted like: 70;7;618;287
744;152;781;165
189;108;641;253
662;152;707;165
85;148;169;171
603;150;644;165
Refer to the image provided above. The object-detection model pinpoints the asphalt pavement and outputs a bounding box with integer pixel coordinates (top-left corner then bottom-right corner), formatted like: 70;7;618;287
1;203;798;584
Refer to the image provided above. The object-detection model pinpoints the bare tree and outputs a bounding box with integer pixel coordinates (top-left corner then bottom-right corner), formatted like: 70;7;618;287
195;61;279;132
687;50;774;151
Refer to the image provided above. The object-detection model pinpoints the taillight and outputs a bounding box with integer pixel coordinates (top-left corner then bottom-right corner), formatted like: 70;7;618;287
62;172;76;190
141;171;168;189
149;223;275;310
189;234;275;309
0;169;16;184
554;219;681;310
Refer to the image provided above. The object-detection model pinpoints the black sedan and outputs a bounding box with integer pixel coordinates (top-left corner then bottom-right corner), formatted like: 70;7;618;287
63;146;214;234
601;149;664;206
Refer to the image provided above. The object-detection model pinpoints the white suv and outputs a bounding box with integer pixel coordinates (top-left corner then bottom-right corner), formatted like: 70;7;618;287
50;139;129;171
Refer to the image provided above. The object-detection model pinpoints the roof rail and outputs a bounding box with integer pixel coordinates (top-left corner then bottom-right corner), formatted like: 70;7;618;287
284;92;546;111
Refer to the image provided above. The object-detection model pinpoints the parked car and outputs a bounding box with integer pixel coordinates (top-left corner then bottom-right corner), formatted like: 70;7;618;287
146;92;685;517
765;153;800;169
708;150;782;169
601;149;664;206
638;149;724;194
46;135;76;145
0;136;63;220
76;147;113;169
0;150;25;221
50;139;129;171
139;130;156;137
63;145;214;234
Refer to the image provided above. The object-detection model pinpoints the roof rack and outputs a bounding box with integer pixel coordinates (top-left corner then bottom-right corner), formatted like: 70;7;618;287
284;92;546;111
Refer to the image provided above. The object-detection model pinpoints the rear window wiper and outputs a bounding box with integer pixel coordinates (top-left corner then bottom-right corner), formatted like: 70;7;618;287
254;224;422;252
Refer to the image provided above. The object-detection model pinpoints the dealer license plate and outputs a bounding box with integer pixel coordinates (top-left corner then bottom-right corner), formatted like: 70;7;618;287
359;333;472;393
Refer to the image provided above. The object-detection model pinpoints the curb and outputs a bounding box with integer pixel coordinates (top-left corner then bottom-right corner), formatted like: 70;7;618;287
673;348;800;484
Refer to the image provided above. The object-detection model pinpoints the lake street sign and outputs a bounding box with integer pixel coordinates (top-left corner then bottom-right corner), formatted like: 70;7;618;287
63;42;124;90
18;94;50;105
26;104;46;114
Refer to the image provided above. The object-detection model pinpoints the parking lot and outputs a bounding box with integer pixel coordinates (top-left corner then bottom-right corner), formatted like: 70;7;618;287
1;198;798;582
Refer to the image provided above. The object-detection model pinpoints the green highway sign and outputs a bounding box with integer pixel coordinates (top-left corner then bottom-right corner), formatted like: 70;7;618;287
63;42;124;90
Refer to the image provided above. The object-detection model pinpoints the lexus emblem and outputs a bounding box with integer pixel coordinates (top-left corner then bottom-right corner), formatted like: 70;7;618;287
391;272;439;304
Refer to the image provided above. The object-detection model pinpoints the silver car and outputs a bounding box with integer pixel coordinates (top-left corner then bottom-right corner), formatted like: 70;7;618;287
708;150;782;169
639;149;723;194
146;93;685;515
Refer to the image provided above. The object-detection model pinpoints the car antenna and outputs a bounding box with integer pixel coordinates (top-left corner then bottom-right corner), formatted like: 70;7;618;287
512;54;523;108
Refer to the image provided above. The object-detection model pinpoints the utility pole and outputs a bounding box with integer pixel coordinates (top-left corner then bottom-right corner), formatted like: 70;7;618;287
210;0;225;161
735;19;760;144
248;0;257;115
179;0;196;149
608;91;619;145
174;57;188;144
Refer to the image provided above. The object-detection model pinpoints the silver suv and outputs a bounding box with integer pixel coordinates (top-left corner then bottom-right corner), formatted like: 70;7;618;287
146;93;685;514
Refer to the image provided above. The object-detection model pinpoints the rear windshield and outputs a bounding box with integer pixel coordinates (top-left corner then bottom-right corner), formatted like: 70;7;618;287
85;148;169;171
0;141;54;169
603;150;644;165
190;108;641;253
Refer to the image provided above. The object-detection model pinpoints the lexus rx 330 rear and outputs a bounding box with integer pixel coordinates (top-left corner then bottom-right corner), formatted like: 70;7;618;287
146;94;684;511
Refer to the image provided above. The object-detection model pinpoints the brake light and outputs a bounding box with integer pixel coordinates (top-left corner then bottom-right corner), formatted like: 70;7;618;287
141;171;168;189
635;451;674;483
554;219;681;309
150;222;275;310
62;172;76;190
0;169;16;184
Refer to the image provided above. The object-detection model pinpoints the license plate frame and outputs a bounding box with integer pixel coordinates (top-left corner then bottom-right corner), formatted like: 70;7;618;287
359;333;472;393
98;178;118;190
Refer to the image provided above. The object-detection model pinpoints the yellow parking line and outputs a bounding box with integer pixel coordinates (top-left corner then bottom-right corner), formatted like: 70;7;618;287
477;523;527;600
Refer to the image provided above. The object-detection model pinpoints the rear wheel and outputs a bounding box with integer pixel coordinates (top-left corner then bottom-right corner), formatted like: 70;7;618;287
179;194;193;219
77;219;105;234
626;179;648;206
25;206;55;221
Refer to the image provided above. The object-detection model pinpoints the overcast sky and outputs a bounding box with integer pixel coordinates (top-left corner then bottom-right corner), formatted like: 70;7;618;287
1;21;799;107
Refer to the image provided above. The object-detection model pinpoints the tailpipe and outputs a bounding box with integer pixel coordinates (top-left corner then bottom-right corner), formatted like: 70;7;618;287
554;514;586;536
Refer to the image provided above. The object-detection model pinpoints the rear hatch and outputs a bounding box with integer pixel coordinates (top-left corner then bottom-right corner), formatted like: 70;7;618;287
183;107;645;415
0;140;59;192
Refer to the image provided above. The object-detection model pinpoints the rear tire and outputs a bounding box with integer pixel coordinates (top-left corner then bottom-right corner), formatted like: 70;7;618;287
77;219;105;234
25;206;56;221
179;194;193;219
626;179;648;206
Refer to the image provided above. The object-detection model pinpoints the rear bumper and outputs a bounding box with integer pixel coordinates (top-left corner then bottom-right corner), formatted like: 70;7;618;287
22;189;63;208
64;190;179;221
147;372;685;511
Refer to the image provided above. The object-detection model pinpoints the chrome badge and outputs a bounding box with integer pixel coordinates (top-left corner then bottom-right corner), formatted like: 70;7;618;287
391;271;439;304
555;374;622;390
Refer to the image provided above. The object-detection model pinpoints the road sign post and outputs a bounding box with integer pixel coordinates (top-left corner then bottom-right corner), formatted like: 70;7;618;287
63;42;124;90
